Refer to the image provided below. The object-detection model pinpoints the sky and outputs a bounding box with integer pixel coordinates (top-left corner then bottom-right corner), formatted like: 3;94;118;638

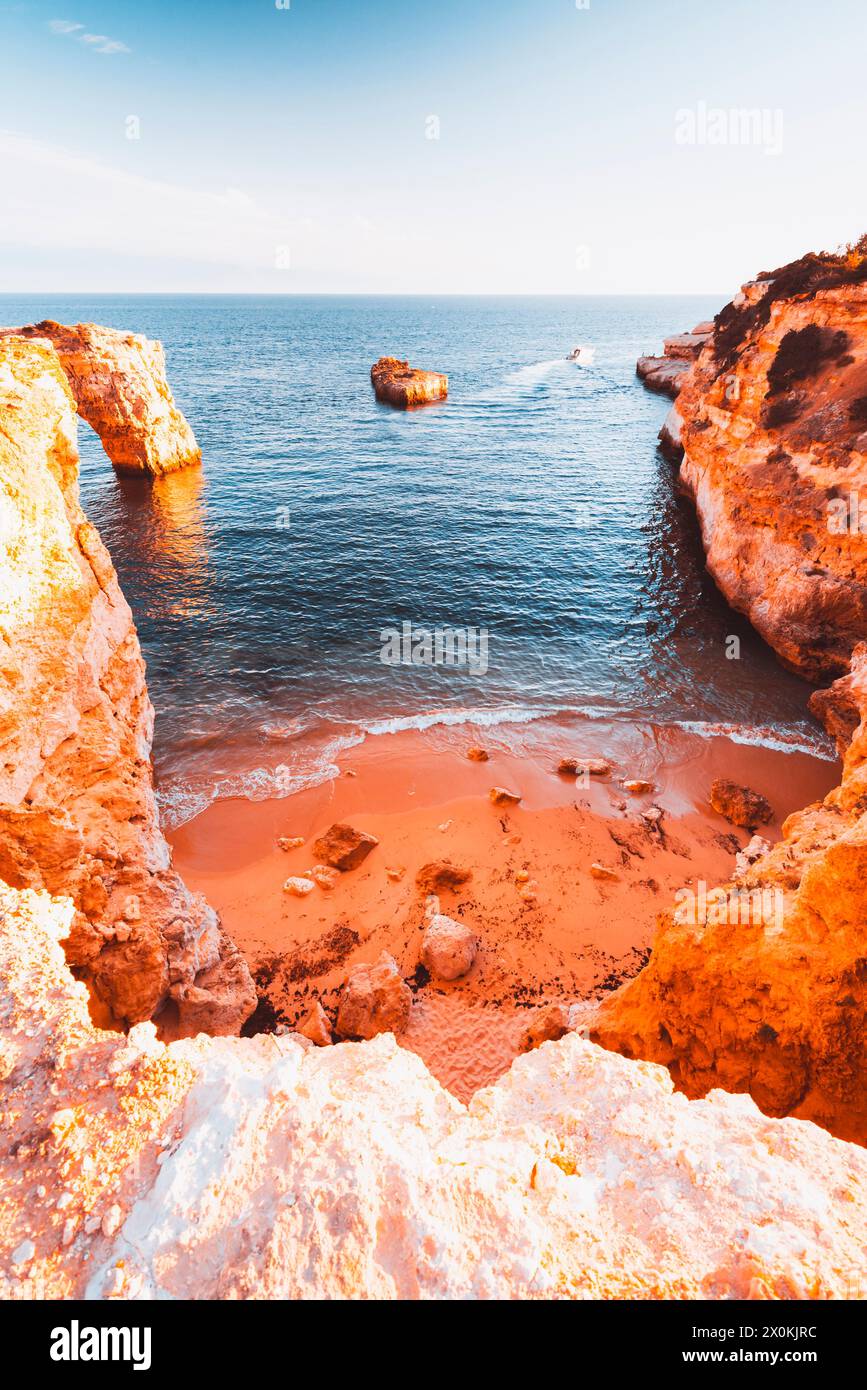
0;0;863;294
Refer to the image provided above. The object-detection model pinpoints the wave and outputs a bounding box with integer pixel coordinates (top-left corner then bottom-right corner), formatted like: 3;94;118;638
156;702;837;830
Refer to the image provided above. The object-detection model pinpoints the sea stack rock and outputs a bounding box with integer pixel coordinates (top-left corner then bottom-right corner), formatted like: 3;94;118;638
370;356;448;408
0;320;201;476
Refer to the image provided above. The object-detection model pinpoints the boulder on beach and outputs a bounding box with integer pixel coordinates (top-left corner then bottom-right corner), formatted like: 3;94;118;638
312;822;379;871
466;746;489;762
415;860;473;894
370;356;448;408
421;899;477;981
336;952;412;1039
622;779;654;795
557;756;610;777
710;779;774;829
283;876;315;897
489;786;522;806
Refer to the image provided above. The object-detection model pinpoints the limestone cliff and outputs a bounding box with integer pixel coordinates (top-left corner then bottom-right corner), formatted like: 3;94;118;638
653;242;867;681
595;244;867;1140
0;321;200;476
2;880;866;1300
0;336;253;1033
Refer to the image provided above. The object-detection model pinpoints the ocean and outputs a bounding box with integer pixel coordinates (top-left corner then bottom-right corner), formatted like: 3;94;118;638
0;294;834;823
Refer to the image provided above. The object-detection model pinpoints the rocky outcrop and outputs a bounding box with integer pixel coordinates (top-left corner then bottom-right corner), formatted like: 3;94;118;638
635;322;713;398
370;356;448;408
594;644;867;1144
0;335;253;1034
3;880;867;1300
0;320;200;476
641;241;867;681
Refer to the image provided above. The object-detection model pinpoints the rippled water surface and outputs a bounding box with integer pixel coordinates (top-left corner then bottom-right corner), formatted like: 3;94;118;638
0;294;830;818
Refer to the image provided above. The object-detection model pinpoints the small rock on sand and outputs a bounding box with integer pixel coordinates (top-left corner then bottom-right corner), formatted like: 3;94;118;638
312;822;379;871
415;860;472;894
558;757;610;776
277;836;304;851
283;876;315;897
710;778;774;829
489;787;521;806
307;864;340;890
623;779;654;795
520;1002;572;1052
590;863;619;882
421;908;477;981
385;865;405;881
336;952;412;1039
466;746;489;762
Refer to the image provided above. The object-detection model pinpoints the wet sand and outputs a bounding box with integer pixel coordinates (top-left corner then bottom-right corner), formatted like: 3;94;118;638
169;723;838;1101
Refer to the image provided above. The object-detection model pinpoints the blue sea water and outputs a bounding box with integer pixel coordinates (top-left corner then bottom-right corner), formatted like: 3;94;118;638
0;294;832;821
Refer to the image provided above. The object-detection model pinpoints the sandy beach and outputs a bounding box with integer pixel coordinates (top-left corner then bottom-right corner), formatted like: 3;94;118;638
169;722;837;1100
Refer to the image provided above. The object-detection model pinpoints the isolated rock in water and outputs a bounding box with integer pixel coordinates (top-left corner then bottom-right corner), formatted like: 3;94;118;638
489;786;522;806
710;779;774;828
0;320;200;476
622;779;653;795
520;1002;572;1052
558;756;610;776
594;643;867;1143
421;906;477;981
283;876;315;897
336;951;412;1039
0;336;253;1034
4;883;867;1300
415;860;473;894
298;1000;333;1047
312;822;379;871
466;745;489;761
370;356;448;408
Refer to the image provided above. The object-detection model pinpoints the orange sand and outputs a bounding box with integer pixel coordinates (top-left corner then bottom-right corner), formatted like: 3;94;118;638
169;725;837;1101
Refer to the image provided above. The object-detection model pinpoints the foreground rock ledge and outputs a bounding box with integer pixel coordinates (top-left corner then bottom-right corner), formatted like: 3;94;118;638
371;356;448;408
2;881;866;1301
0;320;200;476
0;336;253;1032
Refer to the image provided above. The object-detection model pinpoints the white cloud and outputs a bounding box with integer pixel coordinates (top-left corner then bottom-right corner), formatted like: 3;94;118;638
48;18;129;54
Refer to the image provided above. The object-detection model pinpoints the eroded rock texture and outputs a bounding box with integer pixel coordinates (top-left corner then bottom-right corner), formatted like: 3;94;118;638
0;320;200;476
0;336;253;1033
649;243;867;681
594;645;867;1143
370;356;448;408
2;881;866;1300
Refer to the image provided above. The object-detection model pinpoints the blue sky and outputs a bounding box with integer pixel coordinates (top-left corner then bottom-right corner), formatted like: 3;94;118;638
0;0;863;292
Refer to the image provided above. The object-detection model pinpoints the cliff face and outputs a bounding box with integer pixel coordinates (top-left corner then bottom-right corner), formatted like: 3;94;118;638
3;879;866;1300
596;244;867;1142
594;644;867;1143
0;336;253;1033
659;246;867;681
0;321;200;476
